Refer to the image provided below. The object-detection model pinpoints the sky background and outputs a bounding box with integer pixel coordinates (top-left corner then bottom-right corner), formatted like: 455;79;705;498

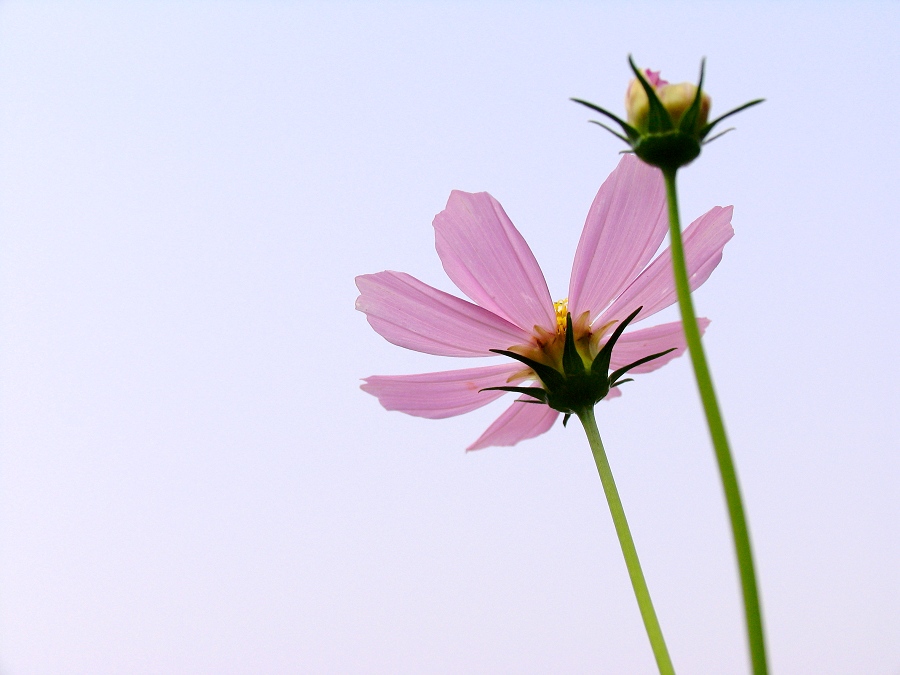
1;2;898;674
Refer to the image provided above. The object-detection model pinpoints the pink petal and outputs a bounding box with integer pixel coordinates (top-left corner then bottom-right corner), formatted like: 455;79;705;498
361;364;526;419
355;271;533;357
644;69;668;88
599;206;734;327
466;397;559;451
568;155;669;321
434;191;556;332
609;319;710;374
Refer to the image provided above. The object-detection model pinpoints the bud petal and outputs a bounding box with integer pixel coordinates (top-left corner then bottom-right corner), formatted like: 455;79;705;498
659;83;711;132
625;78;650;131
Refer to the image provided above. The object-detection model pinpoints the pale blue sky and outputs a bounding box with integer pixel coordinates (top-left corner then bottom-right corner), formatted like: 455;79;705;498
1;2;898;673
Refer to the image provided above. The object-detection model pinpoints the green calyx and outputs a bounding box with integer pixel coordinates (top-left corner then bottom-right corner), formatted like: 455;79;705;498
481;306;675;423
571;56;764;172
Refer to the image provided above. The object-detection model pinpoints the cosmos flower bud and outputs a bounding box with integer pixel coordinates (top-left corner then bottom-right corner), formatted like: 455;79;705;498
574;58;762;172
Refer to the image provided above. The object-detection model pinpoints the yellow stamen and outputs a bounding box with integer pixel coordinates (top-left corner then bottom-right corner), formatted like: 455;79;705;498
553;298;568;333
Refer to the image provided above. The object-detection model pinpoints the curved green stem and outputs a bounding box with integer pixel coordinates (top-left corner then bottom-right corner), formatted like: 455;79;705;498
661;167;768;675
577;407;676;675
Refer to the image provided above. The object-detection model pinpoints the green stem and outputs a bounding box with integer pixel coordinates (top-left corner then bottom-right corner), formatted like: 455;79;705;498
661;167;768;675
577;407;676;675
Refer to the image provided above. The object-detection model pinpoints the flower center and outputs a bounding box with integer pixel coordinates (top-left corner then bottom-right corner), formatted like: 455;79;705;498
553;298;568;333
508;299;595;376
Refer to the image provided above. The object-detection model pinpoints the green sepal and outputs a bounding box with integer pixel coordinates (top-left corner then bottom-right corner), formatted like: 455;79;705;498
480;385;548;403
610;378;633;389
678;58;706;134
629;55;673;133
562;413;571;427
632;132;701;171
591;306;643;377
702;128;735;145
608;348;676;385
562;313;585;377
570;98;640;141
699;98;765;140
588;120;632;144
489;349;565;389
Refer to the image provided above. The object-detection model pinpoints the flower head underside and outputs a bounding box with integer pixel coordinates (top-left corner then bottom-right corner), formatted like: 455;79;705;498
355;155;734;450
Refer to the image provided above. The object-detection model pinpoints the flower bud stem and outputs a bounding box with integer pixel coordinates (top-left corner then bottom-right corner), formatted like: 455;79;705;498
577;407;676;675
661;167;769;675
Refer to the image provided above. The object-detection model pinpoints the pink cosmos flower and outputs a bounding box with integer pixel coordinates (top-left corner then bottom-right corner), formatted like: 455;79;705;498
356;155;733;451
